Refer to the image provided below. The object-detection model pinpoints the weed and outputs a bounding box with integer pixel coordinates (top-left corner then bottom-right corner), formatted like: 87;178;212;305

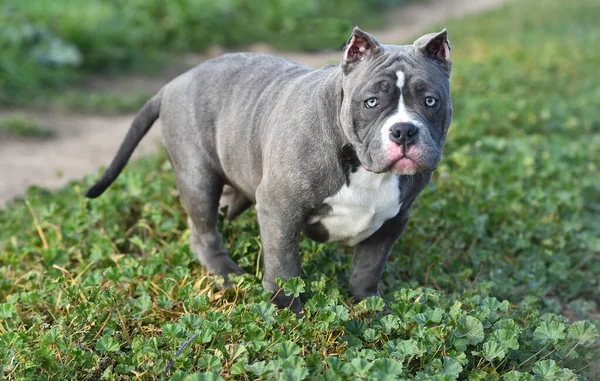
56;90;153;115
0;0;599;379
0;114;53;139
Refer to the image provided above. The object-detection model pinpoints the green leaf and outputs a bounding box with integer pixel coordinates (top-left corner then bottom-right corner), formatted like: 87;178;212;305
372;358;403;377
503;371;535;381
134;294;152;313
363;328;381;342
567;320;598;346
275;340;300;359
456;316;485;346
245;361;269;377
95;335;120;352
555;368;577;381
362;296;386;312
0;303;16;319
385;338;423;361
198;354;222;373
376;315;400;334
282;277;305;298
482;341;505;362
310;278;326;293
343;358;373;378
531;360;560;381
491;328;520;351
249;302;277;324
183;372;225;381
439;356;463;378
281;367;309;381
413;307;443;326
533;321;566;347
243;323;265;341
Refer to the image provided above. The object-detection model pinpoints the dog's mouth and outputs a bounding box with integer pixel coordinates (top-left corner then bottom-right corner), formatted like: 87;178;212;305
363;155;437;175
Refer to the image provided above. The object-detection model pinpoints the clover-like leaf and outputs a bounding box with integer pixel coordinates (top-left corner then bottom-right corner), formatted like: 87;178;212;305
95;335;120;353
456;316;485;346
363;328;381;343
281;277;305;298
183;372;225;381
245;361;270;377
134;294;152;314
491;328;520;352
0;303;16;319
533;321;566;347
363;296;386;312
503;371;535;381
376;315;400;334
275;340;300;359
372;358;403;377
198;354;222;373
344;358;373;378
567;320;598;346
482;340;505;362
439;356;463;378
531;359;560;381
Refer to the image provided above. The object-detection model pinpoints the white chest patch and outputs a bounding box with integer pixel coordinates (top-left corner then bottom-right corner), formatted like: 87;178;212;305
309;168;401;246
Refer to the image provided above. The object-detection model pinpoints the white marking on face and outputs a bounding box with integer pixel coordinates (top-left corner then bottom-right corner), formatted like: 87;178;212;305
308;168;401;246
396;71;405;88
380;71;423;156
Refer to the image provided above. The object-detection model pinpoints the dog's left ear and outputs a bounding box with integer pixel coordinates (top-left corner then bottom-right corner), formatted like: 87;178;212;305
414;29;452;73
342;27;383;73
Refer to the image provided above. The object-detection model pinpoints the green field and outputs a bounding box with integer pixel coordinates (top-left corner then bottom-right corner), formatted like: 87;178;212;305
1;0;599;379
0;0;403;107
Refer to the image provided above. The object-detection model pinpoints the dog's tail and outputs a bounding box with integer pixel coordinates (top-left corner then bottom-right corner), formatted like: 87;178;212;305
85;90;162;198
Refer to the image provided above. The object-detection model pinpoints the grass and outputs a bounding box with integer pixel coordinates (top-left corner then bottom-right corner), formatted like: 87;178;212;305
0;114;53;139
0;0;404;107
1;0;599;379
55;90;154;115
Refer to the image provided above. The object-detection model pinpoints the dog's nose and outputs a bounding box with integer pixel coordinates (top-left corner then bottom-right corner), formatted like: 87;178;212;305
389;123;418;146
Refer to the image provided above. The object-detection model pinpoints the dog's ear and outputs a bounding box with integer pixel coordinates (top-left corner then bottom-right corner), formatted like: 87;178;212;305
414;29;452;73
342;27;383;73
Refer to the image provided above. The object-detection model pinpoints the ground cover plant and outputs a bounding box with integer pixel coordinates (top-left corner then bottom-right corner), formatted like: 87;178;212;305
1;0;599;379
0;114;53;139
0;0;406;106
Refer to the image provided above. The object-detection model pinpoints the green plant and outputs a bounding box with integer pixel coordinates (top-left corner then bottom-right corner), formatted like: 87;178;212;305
0;0;405;106
0;114;53;138
56;90;153;114
1;0;599;379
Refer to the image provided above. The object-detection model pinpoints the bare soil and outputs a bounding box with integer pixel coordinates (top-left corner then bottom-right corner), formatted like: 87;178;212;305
0;0;511;206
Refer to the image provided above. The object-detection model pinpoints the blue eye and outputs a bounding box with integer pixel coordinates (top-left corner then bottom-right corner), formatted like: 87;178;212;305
365;98;379;108
425;97;438;107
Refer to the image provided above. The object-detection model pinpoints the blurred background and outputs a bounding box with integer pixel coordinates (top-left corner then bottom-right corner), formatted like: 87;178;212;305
0;0;507;205
0;0;396;105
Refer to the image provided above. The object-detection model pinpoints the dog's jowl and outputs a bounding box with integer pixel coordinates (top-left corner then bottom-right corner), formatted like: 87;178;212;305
86;27;453;313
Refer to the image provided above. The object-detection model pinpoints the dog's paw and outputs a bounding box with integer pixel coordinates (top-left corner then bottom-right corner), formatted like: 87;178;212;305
270;291;303;316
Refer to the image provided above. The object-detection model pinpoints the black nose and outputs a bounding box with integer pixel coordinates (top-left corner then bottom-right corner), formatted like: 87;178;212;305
389;123;418;146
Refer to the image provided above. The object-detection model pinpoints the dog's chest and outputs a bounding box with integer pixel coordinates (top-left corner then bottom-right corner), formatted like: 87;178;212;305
308;168;401;246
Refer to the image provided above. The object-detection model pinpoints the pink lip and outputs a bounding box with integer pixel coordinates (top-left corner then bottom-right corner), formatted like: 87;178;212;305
391;156;418;169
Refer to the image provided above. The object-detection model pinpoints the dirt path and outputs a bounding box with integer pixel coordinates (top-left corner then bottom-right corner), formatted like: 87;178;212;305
0;0;511;206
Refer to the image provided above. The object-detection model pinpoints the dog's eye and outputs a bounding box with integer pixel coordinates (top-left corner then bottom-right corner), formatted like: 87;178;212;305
425;96;438;107
364;98;379;108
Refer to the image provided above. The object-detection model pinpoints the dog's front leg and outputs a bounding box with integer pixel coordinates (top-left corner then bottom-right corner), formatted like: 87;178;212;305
349;208;412;303
256;189;303;313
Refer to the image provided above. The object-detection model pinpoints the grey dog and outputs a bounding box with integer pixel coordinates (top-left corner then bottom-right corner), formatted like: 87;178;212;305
86;27;453;312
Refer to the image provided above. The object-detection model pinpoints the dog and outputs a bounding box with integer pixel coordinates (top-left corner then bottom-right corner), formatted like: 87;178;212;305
86;27;453;313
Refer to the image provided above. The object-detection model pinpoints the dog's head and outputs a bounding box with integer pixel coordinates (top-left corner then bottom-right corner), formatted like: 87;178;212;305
339;27;453;175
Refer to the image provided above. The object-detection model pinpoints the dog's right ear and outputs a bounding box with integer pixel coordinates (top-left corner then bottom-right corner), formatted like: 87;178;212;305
342;27;383;74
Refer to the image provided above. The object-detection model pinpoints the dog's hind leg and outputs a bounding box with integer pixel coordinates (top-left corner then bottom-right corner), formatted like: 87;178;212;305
175;169;246;283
